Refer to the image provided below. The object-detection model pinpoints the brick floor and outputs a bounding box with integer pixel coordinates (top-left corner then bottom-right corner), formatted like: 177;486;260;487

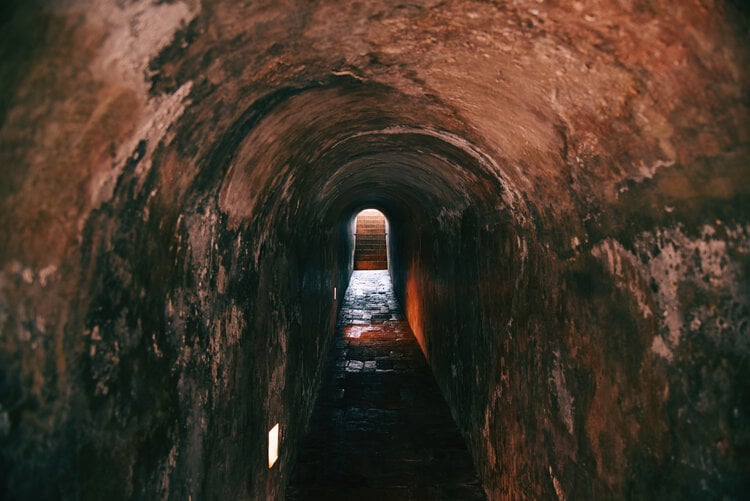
287;270;486;500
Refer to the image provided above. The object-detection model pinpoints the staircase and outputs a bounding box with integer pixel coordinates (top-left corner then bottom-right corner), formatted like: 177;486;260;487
354;211;388;270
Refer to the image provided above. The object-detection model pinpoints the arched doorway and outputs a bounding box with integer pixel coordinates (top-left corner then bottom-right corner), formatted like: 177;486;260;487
353;209;388;270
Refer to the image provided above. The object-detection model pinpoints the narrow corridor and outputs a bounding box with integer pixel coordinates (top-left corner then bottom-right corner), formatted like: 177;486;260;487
287;271;486;499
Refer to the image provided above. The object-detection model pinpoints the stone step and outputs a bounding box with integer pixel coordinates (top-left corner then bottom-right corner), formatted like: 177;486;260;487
354;260;388;270
355;256;387;262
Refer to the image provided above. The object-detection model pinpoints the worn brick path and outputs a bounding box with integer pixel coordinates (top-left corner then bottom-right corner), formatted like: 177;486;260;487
287;270;486;500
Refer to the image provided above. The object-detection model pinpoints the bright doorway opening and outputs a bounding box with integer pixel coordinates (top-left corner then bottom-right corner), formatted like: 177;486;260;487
354;209;388;270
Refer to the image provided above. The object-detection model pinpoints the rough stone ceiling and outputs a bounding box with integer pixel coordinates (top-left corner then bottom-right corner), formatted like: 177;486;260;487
1;1;748;262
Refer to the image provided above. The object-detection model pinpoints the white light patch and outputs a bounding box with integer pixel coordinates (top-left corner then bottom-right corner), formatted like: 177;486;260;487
334;287;337;300
268;424;280;468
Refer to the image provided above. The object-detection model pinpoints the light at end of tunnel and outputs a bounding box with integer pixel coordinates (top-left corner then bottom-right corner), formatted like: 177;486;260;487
268;424;279;469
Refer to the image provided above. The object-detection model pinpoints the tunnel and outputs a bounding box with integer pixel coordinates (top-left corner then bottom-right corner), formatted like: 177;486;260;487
0;0;748;499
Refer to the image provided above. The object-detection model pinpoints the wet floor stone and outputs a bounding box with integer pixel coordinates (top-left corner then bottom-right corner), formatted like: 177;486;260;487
287;271;485;500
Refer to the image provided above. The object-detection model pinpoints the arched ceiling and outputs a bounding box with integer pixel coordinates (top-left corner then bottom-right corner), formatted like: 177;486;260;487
215;81;526;237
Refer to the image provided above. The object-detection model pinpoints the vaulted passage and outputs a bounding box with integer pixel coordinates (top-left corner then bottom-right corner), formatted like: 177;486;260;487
0;1;748;500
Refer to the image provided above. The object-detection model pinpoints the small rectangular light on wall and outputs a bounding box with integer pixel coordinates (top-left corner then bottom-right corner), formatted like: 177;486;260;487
268;423;279;468
334;287;337;300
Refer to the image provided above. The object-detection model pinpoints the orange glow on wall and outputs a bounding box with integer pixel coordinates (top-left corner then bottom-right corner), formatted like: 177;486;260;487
405;273;427;355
